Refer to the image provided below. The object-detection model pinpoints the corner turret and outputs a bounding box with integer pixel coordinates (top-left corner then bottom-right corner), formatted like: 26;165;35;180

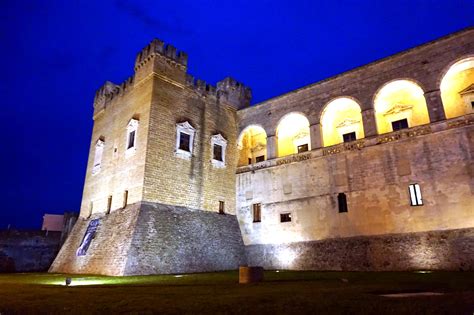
217;77;252;110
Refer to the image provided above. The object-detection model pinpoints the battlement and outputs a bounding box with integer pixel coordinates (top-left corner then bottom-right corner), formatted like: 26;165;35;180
134;38;188;71
93;76;135;111
185;74;217;96
217;77;252;109
184;74;252;109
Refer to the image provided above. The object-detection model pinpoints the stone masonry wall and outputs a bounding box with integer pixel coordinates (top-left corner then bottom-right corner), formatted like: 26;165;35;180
0;230;61;272
123;202;246;275
237;123;474;247
50;202;246;275
50;203;141;275
246;228;474;271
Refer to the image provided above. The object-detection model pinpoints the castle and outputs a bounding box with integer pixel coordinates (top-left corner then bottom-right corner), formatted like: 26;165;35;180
50;28;474;275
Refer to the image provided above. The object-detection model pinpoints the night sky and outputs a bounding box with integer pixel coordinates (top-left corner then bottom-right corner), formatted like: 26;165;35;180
1;1;472;229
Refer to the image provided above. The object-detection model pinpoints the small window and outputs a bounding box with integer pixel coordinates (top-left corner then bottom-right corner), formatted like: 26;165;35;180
127;130;136;149
92;139;104;175
409;183;423;206
280;212;291;223
471;101;474;109
338;193;348;213
123;190;128;208
256;155;265;163
107;196;112;214
219;201;225;214
248;158;252;165
297;144;309;153
211;134;227;168
343;132;356;143
126;118;139;156
391;119;409;131
252;203;261;223
179;133;191;151
175;121;196;159
213;144;223;161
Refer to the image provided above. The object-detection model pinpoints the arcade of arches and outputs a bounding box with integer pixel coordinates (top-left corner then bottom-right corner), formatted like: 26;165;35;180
239;67;473;163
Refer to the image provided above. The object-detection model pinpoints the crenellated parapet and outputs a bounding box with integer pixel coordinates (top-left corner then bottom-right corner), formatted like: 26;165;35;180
217;77;252;110
93;76;135;117
184;74;252;109
134;38;188;72
185;74;217;96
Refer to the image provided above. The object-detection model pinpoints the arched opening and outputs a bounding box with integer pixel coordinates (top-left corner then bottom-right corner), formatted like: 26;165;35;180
276;113;310;157
440;57;474;119
374;80;430;134
237;125;267;166
320;97;365;147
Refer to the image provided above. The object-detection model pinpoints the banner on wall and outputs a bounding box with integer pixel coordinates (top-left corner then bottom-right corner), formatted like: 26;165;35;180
76;219;100;256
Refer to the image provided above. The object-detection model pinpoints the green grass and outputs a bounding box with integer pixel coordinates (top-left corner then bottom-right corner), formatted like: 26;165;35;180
0;271;473;314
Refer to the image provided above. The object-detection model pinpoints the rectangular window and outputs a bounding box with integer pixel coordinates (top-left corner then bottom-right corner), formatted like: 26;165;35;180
471;101;474;109
219;201;225;214
280;212;291;223
256;155;265;163
248;158;252;165
338;193;348;213
391;119;409;131
252;203;261;223
127;130;136;149
343;132;356;143
213;144;223;161
179;132;191;151
297;143;309;153
123;190;128;208
409;183;423;206
107;196;112;214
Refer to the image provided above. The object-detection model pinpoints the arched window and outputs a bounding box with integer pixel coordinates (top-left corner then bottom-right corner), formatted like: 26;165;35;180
440;57;474;119
276;113;310;157
237;125;267;166
321;97;364;147
373;80;430;134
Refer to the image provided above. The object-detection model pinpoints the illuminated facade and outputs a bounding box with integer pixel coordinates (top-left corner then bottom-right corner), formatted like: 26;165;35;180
51;28;474;275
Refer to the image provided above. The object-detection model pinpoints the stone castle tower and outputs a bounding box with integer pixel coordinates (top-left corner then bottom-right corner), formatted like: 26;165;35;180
51;28;474;275
50;40;251;275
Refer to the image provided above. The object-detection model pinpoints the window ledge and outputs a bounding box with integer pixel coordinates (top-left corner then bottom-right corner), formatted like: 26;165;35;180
91;165;101;175
176;149;192;160
211;159;225;168
125;147;136;158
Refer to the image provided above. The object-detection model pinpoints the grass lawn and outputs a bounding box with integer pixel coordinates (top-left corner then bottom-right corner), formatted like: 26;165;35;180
0;271;473;314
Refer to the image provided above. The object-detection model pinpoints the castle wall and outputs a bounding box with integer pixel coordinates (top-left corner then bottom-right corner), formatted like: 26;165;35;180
123;202;246;275
246;228;474;271
237;122;474;246
79;76;153;218
142;75;239;214
0;230;61;273
50;202;246;275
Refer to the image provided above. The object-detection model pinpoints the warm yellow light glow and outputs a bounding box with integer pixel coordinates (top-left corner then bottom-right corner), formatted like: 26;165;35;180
321;97;364;147
238;125;267;166
276;113;310;157
440;57;474;119
276;247;297;268
374;80;430;134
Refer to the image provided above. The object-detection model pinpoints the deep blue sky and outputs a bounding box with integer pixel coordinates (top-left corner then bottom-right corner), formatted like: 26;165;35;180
0;1;472;229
